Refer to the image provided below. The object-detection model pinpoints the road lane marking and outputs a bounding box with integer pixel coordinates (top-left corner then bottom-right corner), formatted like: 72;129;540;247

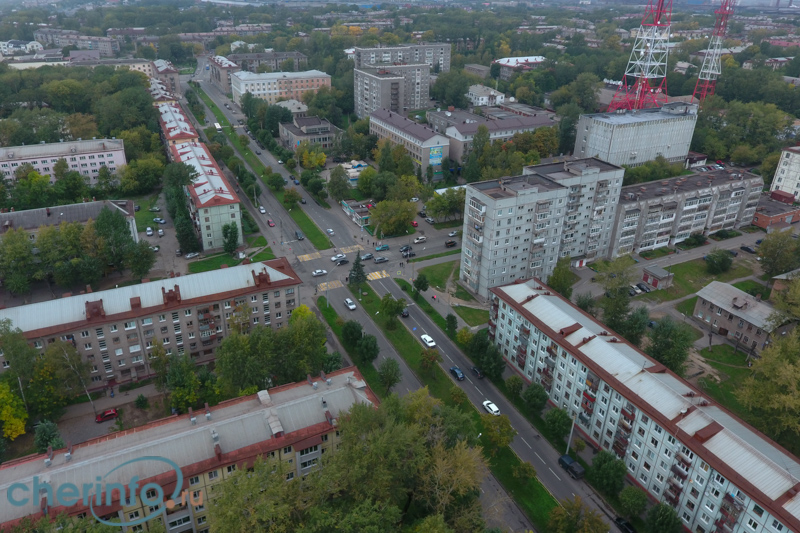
445;353;453;362
534;452;545;463
475;387;483;395
520;437;531;449
549;468;562;481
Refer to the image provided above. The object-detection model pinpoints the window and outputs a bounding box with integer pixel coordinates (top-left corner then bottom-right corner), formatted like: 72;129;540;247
754;505;764;517
748;519;758;530
300;445;318;456
283;446;293;454
227;465;237;473
208;470;219;480
772;519;784;532
128;511;140;521
197;516;207;525
190;476;200;485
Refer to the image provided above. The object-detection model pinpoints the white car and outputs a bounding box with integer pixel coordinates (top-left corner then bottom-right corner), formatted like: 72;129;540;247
410;197;419;202
146;227;153;237
449;231;458;237
312;269;327;277
420;334;436;348
277;160;284;164
259;206;266;214
326;229;335;236
483;400;500;416
331;254;346;262
414;236;427;244
344;298;357;310
158;229;164;237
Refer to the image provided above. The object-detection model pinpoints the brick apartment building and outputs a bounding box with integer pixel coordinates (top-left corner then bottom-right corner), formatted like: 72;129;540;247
752;194;800;230
34;29;119;56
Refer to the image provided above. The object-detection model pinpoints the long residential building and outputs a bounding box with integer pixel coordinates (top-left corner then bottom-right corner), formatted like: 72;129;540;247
227;51;307;73
230;70;331;106
445;114;556;162
0;139;126;183
492;55;545;80
459;158;624;299
609;170;763;256
68;57;155;76
368;109;449;177
354;64;430;119
279;116;341;152
0;367;373;530
169;142;243;252
33;29;119;56
768;145;800;199
157;103;199;146
353;43;451;71
0;259;300;389
208;55;240;94
0;200;137;243
574;103;698;167
153;59;181;97
488;277;800;533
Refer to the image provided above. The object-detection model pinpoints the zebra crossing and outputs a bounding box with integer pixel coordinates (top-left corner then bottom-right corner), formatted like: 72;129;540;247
339;245;364;254
317;280;343;292
366;270;389;281
297;252;321;262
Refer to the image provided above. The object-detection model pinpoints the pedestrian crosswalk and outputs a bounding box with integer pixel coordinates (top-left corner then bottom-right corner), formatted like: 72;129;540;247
340;245;364;254
366;270;389;281
297;252;321;262
317;280;343;292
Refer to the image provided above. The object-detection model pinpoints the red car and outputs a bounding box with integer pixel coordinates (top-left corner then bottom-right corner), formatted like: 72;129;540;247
411;220;418;227
95;408;118;423
267;219;275;227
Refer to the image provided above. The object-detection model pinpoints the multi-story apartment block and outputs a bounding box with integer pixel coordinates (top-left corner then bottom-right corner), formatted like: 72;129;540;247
158;103;198;146
492;55;546;80
208;55;240;94
354;64;430;119
488;277;800;533
279;116;341;151
466;84;505;107
0;200;137;242
445;115;556;162
33;28;80;45
0;139;126;183
230;70;331;106
369;109;449;177
227;51;307;73
0;40;43;55
574;102;698;167
169;142;243;252
459;174;568;299
609;170;763;256
0;258;300;389
149;78;177;105
0;366;372;530
34;29;119;56
354;43;451;71
521;159;624;267
153;59;181;97
68;57;154;76
769;145;800;198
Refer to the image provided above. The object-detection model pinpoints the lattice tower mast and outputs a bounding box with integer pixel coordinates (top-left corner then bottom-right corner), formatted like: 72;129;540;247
693;0;737;104
608;0;673;111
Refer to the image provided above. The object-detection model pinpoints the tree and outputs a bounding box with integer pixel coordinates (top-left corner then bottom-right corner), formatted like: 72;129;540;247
645;503;682;533
380;292;406;329
285;158;296;170
622;306;650;347
646;316;694;376
548;256;575;299
705;247;734;274
548;496;608;533
0;381;27;440
445;314;458;338
377;358;402;394
619;486;649;519
413;273;430;300
349;255;367;289
284;188;302;207
356;334;380;364
126;240;156;280
420;347;443;377
479;345;506;381
174;215;200;253
370;200;415;237
456;327;473;346
95;206;135;275
44;341;96;416
222;222;239;256
758;230;800;278
512;461;537;483
545;408;573;440
149;341;170;393
342;320;364;347
34;420;65;453
267;172;285;191
450;385;468;406
323;352;343;373
506;375;524;398
575;293;597;317
480;413;517;455
522;383;549;416
167;354;201;413
328;166;350;202
588;450;627;496
238;134;250;148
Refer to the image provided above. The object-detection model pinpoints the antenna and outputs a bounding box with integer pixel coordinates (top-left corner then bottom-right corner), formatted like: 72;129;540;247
693;0;737;105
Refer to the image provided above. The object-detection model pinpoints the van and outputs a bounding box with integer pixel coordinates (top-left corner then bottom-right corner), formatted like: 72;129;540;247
296;231;305;240
558;454;585;480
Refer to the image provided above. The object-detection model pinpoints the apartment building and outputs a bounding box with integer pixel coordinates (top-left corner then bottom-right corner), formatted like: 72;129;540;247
153;59;181;97
609;170;763;256
769;145;800;198
445;114;556;162
34;29;119;57
227;51;307;73
0;40;43;55
488;277;800;533
466;84;505;107
459;174;568;299
68;57;154;76
464;63;490;78
354;64;430;119
170;142;242;252
157;103;198;146
0;258;300;389
368;109;449;177
279;116;341;152
0;366;372;531
353;43;451;72
574;103;698;168
33;28;80;45
230;70;331;106
0;200;137;242
426;108;487;134
208;55;240;94
492;56;546;80
0;139;126;183
149;78;177;105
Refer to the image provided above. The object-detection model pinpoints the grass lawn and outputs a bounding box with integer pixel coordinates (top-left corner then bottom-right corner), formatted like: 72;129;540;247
697;345;753;423
247;235;267;248
740;225;764;234
453;306;490;327
433;219;463;230
126;194;161;232
289;208;331;249
409;249;462;263
675;296;698;317
645;259;752;303
454;282;476;302
418;260;457;290
251;249;276;262
592;255;637;272
639;247;674;260
188;253;241;273
344;188;366;202
732;280;771;300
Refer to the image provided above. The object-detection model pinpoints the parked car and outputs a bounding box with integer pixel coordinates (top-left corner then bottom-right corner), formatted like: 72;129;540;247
420;334;436;348
411;220;418;227
148;206;161;212
375;244;389;251
636;282;651;293
740;245;757;254
615;517;637;533
185;252;200;259
295;231;305;240
628;287;638;297
255;150;261;155
259;205;266;214
134;205;140;212
450;367;465;381
414;236;427;244
402;250;416;258
361;253;374;261
300;198;307;204
401;307;409;317
150;245;160;252
331;254;346;262
158;229;164;237
336;259;349;266
558;455;586;479
146;227;153;236
326;229;335;236
756;239;763;245
277;160;283;164
95;408;119;423
374;256;388;264
267;219;275;227
727;249;739;257
418;211;427;217
344;298;357;310
153;217;166;224
399;245;412;253
445;240;457;248
294;179;300;185
630;284;642;295
482;400;500;416
648;320;658;328
471;366;484;378
410;197;419;202
425;217;435;224
448;231;458;237
312;269;327;277
176;249;182;256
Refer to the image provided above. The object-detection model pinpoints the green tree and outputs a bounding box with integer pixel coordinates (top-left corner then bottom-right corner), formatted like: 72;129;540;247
0;381;27;441
167;354;201;413
545;407;573;440
758;230;800;278
587;450;627;496
222;222;239;256
645;503;682;533
646;316;695;376
548;256;575;299
705;247;733;274
619;486;649;519
622;306;650;347
323;352;343;373
413;273;430;300
522;383;549;416
267;172;285;191
284;188;302;207
328;165;350;202
44;340;96;416
506;375;524;398
95;206;135;275
380;292;406;329
420;347;443;377
377;358;402;394
342;320;364;347
548;496;608;533
575;293;597;317
0;228;34;295
456;327;473;346
34;420;65;453
126;240;156;279
480;413;517;455
370;200;415;237
356;334;380;364
445;313;458;338
149;341;170;393
349;255;367;289
174;215;200;253
285;158;296;170
238;134;250;148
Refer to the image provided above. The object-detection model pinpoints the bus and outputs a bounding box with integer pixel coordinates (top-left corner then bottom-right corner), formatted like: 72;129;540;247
214;123;222;133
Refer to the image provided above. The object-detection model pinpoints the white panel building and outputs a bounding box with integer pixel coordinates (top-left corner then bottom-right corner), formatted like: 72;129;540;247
769;145;800;198
0;139;126;183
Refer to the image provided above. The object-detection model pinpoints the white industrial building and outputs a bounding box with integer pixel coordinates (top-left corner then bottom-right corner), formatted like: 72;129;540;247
574;103;698;167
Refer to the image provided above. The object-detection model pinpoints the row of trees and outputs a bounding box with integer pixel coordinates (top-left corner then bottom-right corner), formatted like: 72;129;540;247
163;163;202;254
462;124;559;183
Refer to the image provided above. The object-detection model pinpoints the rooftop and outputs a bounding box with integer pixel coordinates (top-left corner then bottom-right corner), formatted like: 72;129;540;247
0;200;133;233
274;99;307;113
157;103;197;141
0;367;375;526
524;157;624;179
697;281;775;331
468;84;504;97
228;51;306;60
170;142;239;208
232;70;329;82
471;174;565;199
492;55;546;67
427;109;486;126
581;102;698;126
152;59;177;74
210;55;238;68
0;138;125;161
448;114;555;135
370;108;445;143
755;195;800;217
620;170;762;203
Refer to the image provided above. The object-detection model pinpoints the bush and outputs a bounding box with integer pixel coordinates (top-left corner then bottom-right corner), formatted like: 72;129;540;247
135;394;149;410
34;421;65;453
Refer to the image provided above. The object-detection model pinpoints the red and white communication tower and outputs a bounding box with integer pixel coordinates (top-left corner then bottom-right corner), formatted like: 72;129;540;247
607;0;673;111
693;0;736;103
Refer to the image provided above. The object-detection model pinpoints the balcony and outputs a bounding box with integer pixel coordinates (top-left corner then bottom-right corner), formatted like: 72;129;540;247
670;464;688;480
621;407;635;422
